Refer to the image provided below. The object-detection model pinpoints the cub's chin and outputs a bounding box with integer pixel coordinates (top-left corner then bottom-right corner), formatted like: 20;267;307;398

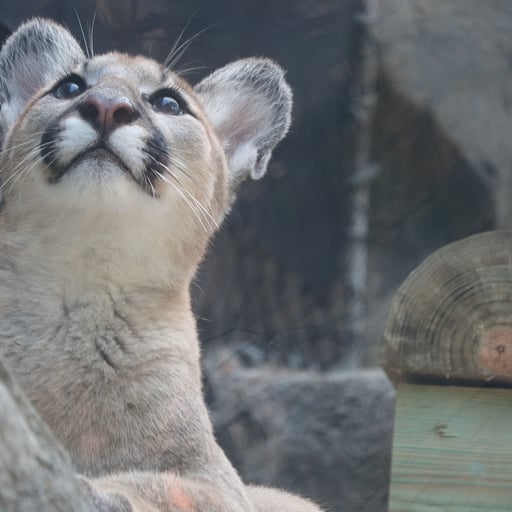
47;145;149;192
48;149;117;179
44;165;157;212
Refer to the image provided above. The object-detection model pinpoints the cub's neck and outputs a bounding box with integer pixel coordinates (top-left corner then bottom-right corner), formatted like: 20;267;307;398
0;205;198;352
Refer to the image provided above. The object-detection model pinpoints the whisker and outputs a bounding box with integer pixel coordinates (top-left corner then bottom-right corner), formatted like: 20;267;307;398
164;10;198;68
89;8;98;57
14;163;33;207
5;141;54;178
154;155;219;224
151;167;209;233
17;151;60;199
174;63;207;78
0;132;48;158
73;7;91;59
2;140;55;185
1;168;26;193
1;152;42;191
5;148;50;195
149;156;219;230
182;187;219;230
144;171;157;199
144;144;193;180
166;25;212;71
143;153;184;183
167;152;194;181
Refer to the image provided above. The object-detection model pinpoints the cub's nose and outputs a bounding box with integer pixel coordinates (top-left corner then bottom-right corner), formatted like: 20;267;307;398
78;95;137;135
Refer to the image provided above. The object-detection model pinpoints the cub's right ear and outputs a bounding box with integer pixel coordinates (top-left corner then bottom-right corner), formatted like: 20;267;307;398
0;18;85;131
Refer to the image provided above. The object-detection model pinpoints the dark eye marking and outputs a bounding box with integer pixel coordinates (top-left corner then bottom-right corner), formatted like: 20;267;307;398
148;89;187;115
52;74;87;100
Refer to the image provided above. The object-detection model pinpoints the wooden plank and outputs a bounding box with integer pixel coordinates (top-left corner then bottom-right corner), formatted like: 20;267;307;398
389;383;512;512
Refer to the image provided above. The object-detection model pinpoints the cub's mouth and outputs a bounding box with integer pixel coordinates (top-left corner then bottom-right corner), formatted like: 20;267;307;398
45;141;131;184
39;124;168;197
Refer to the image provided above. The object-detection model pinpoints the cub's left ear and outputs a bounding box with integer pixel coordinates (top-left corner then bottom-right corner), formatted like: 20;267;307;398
0;18;85;140
195;58;292;187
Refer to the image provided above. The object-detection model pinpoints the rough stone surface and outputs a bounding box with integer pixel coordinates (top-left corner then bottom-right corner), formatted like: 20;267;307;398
0;358;93;512
371;0;512;226
206;359;395;512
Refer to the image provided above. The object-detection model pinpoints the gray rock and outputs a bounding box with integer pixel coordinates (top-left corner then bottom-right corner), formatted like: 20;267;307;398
371;0;512;229
0;358;93;512
208;364;395;512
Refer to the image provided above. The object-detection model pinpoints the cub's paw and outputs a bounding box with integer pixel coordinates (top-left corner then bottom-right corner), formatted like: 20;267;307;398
79;476;135;512
247;485;325;512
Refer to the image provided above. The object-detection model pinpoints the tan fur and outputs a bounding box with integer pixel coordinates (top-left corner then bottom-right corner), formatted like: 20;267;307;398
0;18;323;512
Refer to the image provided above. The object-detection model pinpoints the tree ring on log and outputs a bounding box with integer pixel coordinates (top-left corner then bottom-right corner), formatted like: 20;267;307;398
381;230;512;385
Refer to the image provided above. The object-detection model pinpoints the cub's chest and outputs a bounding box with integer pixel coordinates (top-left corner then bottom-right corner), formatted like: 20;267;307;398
0;289;137;382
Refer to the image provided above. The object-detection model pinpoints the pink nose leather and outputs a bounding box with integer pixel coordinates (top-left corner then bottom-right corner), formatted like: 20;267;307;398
79;95;136;134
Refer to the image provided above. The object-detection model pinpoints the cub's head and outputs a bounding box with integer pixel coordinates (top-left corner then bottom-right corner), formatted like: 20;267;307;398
0;18;291;280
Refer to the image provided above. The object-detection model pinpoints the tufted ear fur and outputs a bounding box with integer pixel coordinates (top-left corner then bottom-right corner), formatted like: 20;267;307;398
0;18;85;142
195;58;292;188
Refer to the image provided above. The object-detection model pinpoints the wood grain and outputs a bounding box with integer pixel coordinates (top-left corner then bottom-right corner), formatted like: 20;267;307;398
381;230;512;384
389;383;512;512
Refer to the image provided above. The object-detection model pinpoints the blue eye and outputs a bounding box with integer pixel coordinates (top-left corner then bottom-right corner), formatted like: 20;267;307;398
53;75;86;100
150;91;183;115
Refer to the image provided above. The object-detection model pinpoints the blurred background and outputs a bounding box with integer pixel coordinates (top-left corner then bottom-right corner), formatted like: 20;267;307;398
1;1;508;510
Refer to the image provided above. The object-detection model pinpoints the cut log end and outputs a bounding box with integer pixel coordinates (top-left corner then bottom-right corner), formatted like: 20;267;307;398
381;230;512;385
479;326;512;376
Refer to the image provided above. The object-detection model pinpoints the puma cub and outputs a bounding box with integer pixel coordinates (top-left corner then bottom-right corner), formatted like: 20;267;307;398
0;17;323;512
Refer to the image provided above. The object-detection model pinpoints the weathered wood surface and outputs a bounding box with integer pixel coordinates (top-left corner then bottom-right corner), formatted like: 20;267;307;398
389;383;512;512
0;358;93;512
382;230;512;384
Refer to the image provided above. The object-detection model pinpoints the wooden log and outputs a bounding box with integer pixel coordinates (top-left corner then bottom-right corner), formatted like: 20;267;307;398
381;230;512;511
382;230;512;385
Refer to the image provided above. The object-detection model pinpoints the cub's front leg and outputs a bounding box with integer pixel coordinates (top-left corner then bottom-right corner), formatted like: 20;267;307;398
82;472;250;512
82;473;325;512
247;486;324;512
